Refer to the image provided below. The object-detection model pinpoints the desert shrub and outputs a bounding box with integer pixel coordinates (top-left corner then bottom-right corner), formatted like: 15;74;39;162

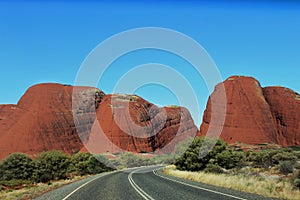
117;152;149;168
0;153;35;181
293;170;300;189
174;137;227;171
69;153;113;176
204;164;223;174
86;156;112;174
33;150;70;182
294;179;300;189
68;152;92;176
248;149;298;168
248;151;274;168
93;154;116;169
279;161;295;175
215;150;245;169
272;152;297;165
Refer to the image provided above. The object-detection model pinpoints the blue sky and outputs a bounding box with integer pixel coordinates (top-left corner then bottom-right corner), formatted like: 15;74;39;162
0;0;299;126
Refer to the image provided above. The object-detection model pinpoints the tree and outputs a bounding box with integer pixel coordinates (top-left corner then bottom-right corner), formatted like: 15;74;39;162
0;153;34;181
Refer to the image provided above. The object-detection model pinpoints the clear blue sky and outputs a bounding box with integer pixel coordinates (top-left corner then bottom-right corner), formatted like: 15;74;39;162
0;0;299;126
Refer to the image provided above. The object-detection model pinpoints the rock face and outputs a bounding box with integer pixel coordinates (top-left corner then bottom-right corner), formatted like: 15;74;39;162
199;76;300;146
0;83;103;160
263;87;300;146
85;94;197;154
0;83;197;160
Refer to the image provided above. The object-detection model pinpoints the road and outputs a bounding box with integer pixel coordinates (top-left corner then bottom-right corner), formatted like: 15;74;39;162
35;166;275;200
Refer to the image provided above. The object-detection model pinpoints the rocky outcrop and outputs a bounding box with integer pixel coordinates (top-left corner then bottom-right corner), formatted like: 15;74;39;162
0;83;103;160
199;76;300;146
263;87;300;146
85;94;197;154
0;83;197;160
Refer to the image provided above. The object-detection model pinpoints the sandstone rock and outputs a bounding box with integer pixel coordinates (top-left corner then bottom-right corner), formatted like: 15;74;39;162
199;76;300;146
0;83;197;160
263;87;300;146
84;94;197;154
0;83;103;160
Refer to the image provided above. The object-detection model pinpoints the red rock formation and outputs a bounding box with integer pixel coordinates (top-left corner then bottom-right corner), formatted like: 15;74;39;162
0;83;103;160
263;87;300;146
83;94;197;154
199;76;300;146
0;83;197;160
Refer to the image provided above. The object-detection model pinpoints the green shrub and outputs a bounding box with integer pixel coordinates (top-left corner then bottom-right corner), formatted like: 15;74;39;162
33;150;70;182
87;156;112;174
69;153;113;175
69;152;92;176
0;153;35;181
294;178;300;189
248;151;274;168
174;137;227;171
272;152;297;165
248;149;298;168
215;150;245;169
279;161;295;175
118;152;148;168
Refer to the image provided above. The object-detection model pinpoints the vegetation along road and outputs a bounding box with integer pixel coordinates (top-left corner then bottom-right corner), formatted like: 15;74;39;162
35;166;275;200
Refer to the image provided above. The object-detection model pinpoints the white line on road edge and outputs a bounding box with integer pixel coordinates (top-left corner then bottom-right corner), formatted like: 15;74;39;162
128;168;155;200
153;169;247;200
61;171;116;200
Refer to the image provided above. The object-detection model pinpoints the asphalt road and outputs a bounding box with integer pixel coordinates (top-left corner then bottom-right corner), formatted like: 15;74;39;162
35;166;276;200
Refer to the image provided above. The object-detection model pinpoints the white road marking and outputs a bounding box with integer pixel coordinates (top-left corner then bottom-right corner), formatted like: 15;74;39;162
128;168;155;200
61;171;116;200
61;166;158;200
153;169;247;200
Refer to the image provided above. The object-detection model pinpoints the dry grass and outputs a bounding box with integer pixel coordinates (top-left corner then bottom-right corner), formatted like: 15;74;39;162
163;165;300;200
0;176;89;200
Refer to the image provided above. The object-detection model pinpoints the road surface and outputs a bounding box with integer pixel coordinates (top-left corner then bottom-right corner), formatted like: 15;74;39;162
35;166;275;200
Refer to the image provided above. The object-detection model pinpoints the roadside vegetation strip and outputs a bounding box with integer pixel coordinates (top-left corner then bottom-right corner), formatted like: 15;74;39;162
128;169;155;200
153;168;246;200
163;166;300;200
0;176;88;200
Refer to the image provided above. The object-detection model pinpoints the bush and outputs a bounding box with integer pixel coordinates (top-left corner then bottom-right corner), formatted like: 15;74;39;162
272;152;297;165
69;152;92;176
294;178;300;189
33;151;70;182
118;152;149;168
215;150;245;170
0;153;35;181
174;137;227;171
248;149;298;168
279;161;295;175
69;153;113;175
248;151;274;168
87;156;112;174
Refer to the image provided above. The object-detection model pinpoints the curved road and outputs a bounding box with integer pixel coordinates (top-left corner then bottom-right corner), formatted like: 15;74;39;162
35;166;275;200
